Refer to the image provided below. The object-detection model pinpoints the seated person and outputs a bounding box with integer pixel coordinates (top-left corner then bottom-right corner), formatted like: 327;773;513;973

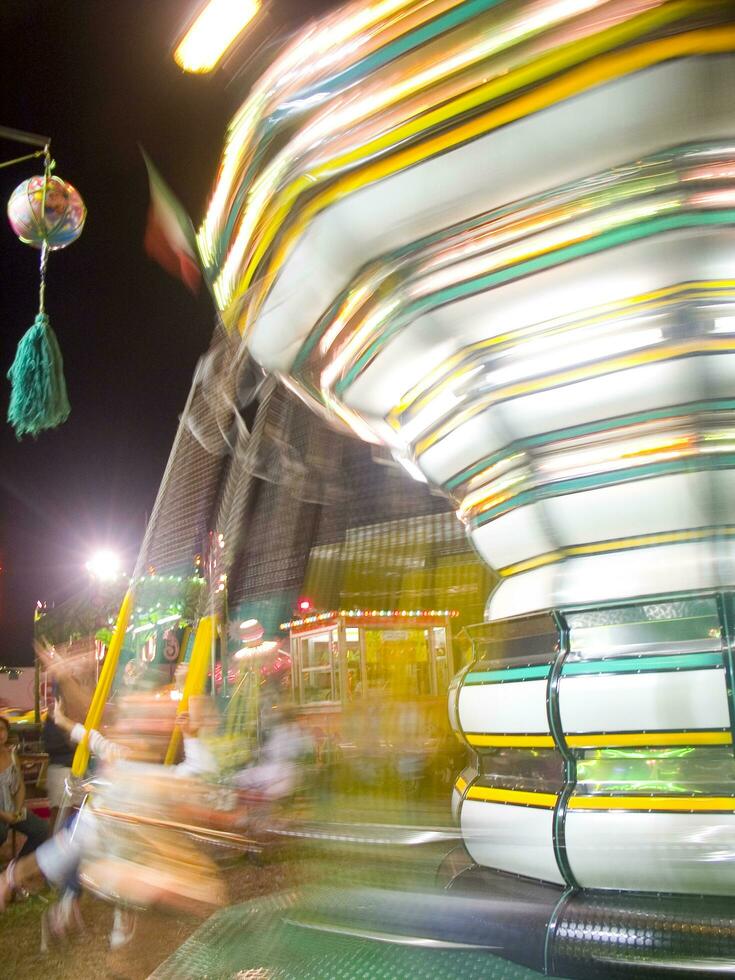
0;716;48;862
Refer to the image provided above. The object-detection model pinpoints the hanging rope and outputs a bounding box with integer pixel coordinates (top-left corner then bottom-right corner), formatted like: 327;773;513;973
38;241;49;315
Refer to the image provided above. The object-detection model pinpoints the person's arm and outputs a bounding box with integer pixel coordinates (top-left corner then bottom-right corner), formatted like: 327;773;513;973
55;701;120;763
12;773;25;821
0;782;15;824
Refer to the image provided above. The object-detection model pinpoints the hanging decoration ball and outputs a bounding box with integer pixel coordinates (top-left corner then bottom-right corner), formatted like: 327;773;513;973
7;174;86;250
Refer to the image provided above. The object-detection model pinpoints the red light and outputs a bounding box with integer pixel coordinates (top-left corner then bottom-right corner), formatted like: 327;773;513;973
297;598;312;613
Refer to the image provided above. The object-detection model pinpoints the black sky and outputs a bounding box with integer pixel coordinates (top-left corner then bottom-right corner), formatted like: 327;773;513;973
0;0;338;664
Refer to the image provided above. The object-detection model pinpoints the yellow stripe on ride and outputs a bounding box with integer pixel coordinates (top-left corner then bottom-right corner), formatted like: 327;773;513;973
466;733;555;748
569;795;735;812
417;335;735;456
498;527;735;578
566;731;732;748
465;785;558;809
454;776;467;794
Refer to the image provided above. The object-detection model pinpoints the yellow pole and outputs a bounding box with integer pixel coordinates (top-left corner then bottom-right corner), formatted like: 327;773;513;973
178;626;191;665
164;615;216;765
71;589;133;777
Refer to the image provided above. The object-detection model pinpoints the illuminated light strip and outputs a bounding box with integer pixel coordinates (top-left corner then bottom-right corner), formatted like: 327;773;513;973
280;608;459;629
416;332;735;458
567;795;735;812
206;0;478;284
459;431;697;522
236;25;735;322
207;0;691;270
496;526;735;578
466;733;555;748
447;392;735;495
465;785;558;808
329;192;683;396
455;776;468;794
396;280;735;427
338;186;733;403
476;442;704;517
472;453;735;528
566;730;732;748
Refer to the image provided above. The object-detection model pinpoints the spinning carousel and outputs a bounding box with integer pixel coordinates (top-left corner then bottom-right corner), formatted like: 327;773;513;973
191;0;735;973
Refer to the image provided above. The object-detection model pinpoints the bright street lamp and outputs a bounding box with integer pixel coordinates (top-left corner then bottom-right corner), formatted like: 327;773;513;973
85;549;121;581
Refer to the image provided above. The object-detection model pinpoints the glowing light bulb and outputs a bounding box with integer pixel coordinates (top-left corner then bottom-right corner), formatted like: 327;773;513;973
174;0;260;74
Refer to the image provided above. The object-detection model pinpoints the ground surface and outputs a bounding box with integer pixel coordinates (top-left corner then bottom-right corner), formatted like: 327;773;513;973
0;854;313;980
0;791;454;979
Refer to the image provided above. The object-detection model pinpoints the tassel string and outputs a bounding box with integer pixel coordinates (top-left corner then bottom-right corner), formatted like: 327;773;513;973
37;145;53;316
38;242;49;315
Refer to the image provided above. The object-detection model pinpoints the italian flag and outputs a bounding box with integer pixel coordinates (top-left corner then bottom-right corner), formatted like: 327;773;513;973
142;148;201;293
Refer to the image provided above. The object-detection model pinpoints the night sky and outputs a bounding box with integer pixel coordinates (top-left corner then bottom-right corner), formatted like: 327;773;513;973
0;0;337;664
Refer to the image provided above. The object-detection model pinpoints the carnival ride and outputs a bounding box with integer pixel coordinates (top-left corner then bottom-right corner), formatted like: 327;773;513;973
166;0;735;974
65;0;735;974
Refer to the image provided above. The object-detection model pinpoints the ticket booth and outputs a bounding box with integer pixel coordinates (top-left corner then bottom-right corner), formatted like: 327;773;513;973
282;609;457;707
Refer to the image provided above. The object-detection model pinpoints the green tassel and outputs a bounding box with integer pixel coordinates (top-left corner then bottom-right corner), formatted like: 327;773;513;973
7;312;70;439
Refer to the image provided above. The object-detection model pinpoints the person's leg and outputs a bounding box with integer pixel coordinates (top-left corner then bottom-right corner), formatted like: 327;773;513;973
0;852;44;910
109;906;136;949
13;812;50;858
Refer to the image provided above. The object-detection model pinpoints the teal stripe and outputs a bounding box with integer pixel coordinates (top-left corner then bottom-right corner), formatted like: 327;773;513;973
465;652;723;685
472;454;735;528
465;664;551;684
290;0;506;114
562;651;723;676
445;399;735;492
337;209;735;394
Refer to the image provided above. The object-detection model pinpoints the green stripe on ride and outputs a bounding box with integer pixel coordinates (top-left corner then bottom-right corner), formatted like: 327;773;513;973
465;664;551;684
465;651;722;685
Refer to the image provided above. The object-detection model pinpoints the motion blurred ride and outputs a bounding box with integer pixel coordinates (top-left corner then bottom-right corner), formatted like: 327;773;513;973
192;0;735;974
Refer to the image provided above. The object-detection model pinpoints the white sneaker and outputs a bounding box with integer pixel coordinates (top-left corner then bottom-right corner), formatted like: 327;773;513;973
109;907;136;950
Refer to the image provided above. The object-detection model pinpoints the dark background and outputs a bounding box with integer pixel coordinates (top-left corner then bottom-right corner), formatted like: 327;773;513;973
0;0;337;664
